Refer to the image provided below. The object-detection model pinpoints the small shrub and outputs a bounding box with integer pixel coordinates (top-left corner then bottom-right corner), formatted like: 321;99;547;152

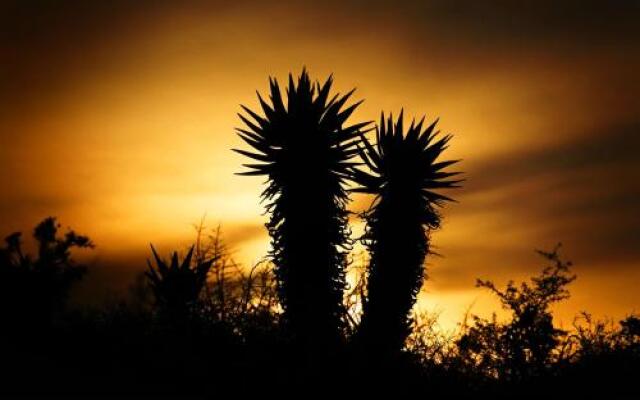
0;217;93;330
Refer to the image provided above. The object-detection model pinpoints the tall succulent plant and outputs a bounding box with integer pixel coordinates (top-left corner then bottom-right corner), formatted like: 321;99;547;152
353;111;461;353
235;70;370;349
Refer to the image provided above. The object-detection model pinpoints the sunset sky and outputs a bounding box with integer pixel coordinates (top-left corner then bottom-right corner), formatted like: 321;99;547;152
2;0;639;330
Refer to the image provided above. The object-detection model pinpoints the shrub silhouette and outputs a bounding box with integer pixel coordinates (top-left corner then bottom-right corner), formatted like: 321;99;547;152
457;245;576;382
235;69;371;352
190;222;280;335
0;217;93;330
0;221;638;395
353;112;461;354
620;315;640;345
146;244;216;320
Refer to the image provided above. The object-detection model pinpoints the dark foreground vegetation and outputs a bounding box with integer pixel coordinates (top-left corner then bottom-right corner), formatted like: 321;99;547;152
0;71;637;397
1;222;637;397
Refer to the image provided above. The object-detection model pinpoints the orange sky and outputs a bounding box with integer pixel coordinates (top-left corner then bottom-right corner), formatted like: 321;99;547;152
2;0;639;330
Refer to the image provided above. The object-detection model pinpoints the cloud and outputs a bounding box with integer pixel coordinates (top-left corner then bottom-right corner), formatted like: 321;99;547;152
405;110;640;296
366;0;640;44
466;120;640;193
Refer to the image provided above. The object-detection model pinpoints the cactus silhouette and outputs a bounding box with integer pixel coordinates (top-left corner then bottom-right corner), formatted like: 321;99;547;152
235;69;371;351
353;112;461;353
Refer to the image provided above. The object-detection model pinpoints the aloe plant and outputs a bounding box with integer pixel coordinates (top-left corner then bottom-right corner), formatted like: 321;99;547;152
353;111;461;353
146;245;216;318
235;70;370;348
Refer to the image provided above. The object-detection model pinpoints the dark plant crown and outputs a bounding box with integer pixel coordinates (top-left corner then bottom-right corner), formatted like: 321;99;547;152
353;111;462;226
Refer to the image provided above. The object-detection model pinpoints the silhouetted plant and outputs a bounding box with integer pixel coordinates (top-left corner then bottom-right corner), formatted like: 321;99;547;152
353;112;461;354
457;245;576;382
569;312;640;359
620;315;640;346
187;222;282;368
0;217;93;329
555;312;640;396
343;252;369;335
407;310;458;366
235;69;370;350
146;245;216;319
569;312;618;360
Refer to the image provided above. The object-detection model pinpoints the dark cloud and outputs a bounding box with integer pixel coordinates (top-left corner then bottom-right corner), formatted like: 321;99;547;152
0;0;238;114
466;121;640;194
365;0;640;44
70;252;146;306
452;119;640;269
3;0;638;115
